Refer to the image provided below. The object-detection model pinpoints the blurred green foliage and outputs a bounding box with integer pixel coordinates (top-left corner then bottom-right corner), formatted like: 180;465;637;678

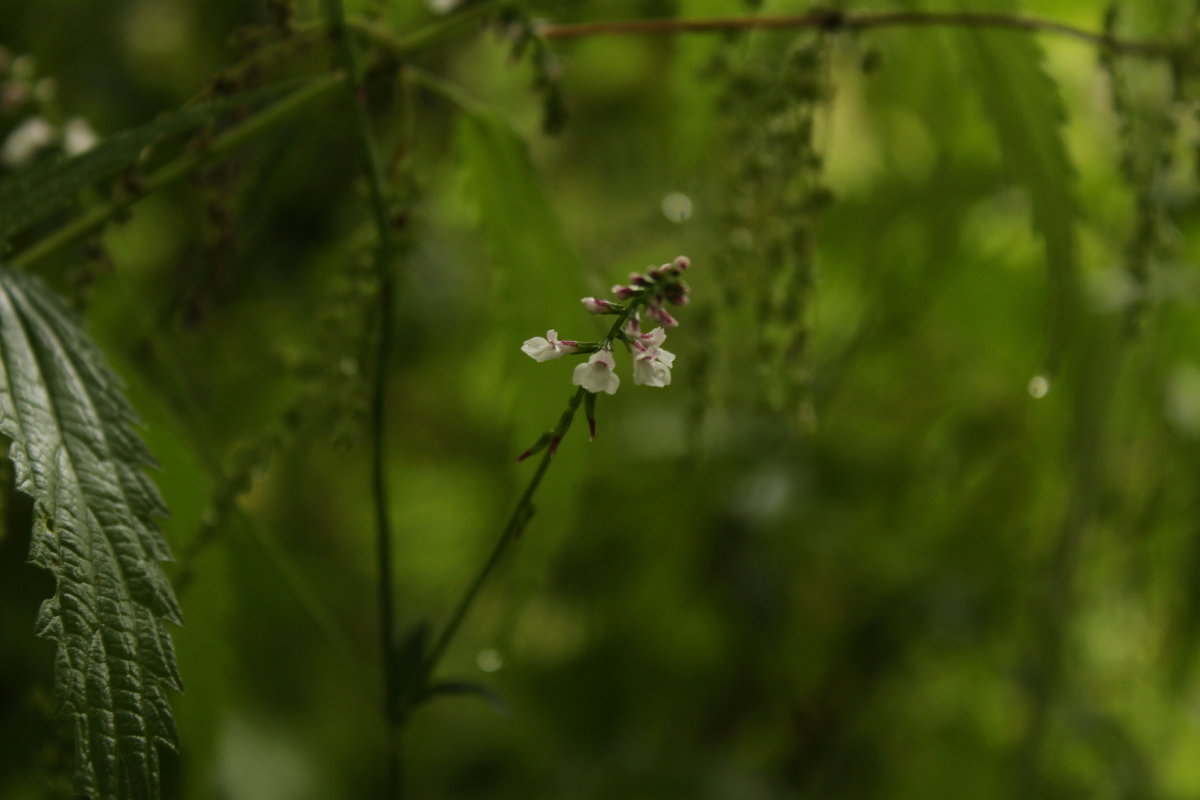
3;0;1200;798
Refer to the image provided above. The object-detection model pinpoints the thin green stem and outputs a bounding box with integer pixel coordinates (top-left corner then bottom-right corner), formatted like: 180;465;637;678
11;1;517;273
420;386;585;677
406;66;494;119
328;6;394;249
219;1;516;80
10;73;345;271
540;10;1170;56
326;0;404;795
384;0;518;54
418;306;640;686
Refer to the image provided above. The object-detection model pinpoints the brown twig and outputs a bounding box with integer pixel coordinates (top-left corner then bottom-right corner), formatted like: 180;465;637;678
540;10;1170;57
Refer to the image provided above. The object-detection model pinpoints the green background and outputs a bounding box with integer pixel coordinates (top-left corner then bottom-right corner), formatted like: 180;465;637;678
2;0;1199;797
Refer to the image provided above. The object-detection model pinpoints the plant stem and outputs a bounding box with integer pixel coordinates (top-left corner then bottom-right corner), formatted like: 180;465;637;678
385;0;517;54
406;66;495;119
540;10;1170;56
9;73;344;271
418;305;639;686
327;11;394;249
11;0;520;273
420;386;585;677
326;0;405;795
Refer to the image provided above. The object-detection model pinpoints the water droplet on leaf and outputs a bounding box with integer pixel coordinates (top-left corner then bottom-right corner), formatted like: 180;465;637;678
476;648;504;673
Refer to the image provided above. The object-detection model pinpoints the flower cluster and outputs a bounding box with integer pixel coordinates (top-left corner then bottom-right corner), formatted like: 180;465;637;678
516;256;692;457
604;255;691;328
1;50;98;168
520;255;692;398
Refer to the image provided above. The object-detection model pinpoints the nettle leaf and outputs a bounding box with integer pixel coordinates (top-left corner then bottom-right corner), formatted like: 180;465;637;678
456;112;581;312
0;267;179;799
456;110;584;416
0;80;300;244
959;19;1083;359
422;680;509;716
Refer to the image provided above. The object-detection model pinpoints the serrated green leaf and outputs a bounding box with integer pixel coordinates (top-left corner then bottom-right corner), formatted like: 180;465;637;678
959;19;1083;360
455;108;585;422
456;112;581;314
0;80;300;245
0;267;179;800
422;680;508;716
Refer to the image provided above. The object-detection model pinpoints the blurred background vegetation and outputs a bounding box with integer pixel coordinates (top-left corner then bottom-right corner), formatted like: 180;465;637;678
2;0;1200;797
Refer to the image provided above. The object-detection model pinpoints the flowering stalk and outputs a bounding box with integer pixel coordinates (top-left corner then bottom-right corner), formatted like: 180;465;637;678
327;0;408;794
418;311;628;679
416;256;692;690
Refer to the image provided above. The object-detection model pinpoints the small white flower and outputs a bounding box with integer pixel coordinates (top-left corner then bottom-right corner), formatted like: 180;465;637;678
2;116;56;166
521;329;577;362
63;117;98;156
635;326;667;349
572;349;620;395
633;346;675;387
631;326;674;387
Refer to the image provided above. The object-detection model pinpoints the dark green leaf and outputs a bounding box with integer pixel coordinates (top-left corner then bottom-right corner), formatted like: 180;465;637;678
423;680;508;716
959;19;1083;362
0;267;179;799
456;112;582;320
0;81;301;244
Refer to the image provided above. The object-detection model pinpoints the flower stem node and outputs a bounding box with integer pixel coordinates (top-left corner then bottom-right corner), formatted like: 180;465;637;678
516;431;554;462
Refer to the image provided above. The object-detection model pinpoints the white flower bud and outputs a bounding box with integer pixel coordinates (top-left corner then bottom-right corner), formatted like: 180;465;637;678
2;116;56;166
63;117;98;156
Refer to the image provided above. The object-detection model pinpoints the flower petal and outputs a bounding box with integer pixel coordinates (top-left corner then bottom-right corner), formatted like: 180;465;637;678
572;350;620;394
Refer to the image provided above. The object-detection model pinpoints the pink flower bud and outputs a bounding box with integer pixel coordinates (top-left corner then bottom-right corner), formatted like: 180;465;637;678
581;297;616;314
665;283;690;306
612;284;637;300
647;304;679;328
672;255;691;271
